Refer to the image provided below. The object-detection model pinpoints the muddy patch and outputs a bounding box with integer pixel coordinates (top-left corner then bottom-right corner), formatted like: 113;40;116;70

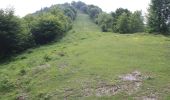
95;84;120;96
119;71;142;81
118;71;143;94
83;88;94;97
82;71;147;97
135;93;158;100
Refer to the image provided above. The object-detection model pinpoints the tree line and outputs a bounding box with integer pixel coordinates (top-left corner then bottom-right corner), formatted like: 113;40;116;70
72;0;170;34
0;0;170;58
0;3;77;58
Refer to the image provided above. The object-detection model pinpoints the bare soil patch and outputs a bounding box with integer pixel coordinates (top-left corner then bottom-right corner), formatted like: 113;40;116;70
95;84;120;96
82;70;147;97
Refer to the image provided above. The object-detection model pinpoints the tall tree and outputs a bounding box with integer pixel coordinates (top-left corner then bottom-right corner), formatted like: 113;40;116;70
147;0;170;34
96;13;113;32
116;13;130;33
111;8;131;32
129;11;144;33
0;8;23;55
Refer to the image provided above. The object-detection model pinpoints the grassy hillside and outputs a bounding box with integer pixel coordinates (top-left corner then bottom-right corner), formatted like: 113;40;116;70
0;13;170;100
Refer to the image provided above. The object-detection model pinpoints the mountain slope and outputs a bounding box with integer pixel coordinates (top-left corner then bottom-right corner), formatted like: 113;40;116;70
0;13;170;100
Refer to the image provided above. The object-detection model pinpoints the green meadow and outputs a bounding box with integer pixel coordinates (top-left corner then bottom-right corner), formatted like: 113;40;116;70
0;13;170;100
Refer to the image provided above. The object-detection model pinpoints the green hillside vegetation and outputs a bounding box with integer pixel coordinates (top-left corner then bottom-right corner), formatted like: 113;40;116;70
0;0;170;100
1;12;170;100
0;4;77;57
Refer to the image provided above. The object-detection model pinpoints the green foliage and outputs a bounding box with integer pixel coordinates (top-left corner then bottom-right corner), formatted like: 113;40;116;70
112;8;131;19
129;11;144;33
111;8;131;32
31;13;65;44
19;69;27;76
0;8;33;56
147;0;170;34
71;1;86;9
57;3;77;20
71;4;144;34
96;13;113;32
0;75;15;92
114;10;144;33
116;13;131;33
88;5;102;20
0;3;77;58
1;13;170;99
71;1;102;21
80;5;89;14
43;54;51;62
47;6;72;31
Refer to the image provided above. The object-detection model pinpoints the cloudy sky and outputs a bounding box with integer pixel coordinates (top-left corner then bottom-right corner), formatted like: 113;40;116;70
0;0;151;17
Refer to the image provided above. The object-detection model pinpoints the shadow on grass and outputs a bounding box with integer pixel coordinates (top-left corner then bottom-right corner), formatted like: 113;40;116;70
0;34;67;65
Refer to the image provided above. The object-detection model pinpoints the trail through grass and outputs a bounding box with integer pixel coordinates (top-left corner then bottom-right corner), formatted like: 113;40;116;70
0;13;170;100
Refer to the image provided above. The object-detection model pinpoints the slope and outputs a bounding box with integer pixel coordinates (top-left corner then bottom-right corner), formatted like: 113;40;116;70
0;13;170;100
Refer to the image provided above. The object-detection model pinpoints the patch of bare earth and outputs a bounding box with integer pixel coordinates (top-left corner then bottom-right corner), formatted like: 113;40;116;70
118;71;143;95
95;84;120;96
82;71;147;97
134;93;158;100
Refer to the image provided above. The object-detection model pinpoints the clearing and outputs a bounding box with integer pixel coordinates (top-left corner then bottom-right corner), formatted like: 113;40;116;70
0;13;170;100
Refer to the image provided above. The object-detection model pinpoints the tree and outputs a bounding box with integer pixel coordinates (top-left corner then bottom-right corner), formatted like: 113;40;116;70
57;4;77;20
112;8;131;19
71;1;86;9
31;13;65;44
116;13;130;33
147;0;170;34
96;13;113;32
80;5;88;14
0;8;25;56
111;8;131;32
129;11;144;33
88;5;102;19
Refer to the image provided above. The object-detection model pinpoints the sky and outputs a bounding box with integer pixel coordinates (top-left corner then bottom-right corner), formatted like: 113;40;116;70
0;0;151;17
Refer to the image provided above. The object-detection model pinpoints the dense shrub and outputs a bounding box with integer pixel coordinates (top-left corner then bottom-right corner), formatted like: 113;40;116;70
116;13;131;33
88;5;102;20
31;13;65;44
96;13;113;32
129;11;144;33
0;3;77;58
71;1;102;20
0;8;33;57
57;3;77;21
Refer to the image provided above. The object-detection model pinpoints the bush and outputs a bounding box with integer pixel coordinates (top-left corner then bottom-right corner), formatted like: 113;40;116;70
116;13;131;33
129;11;144;33
96;13;113;32
31;13;65;44
0;9;22;55
0;8;35;57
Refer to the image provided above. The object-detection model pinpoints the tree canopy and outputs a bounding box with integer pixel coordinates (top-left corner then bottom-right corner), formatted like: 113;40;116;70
147;0;170;34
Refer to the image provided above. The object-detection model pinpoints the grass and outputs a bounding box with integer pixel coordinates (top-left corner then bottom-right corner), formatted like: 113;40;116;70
0;13;170;100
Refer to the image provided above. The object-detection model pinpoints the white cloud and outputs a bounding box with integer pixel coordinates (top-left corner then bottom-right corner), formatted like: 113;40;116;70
0;0;150;17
